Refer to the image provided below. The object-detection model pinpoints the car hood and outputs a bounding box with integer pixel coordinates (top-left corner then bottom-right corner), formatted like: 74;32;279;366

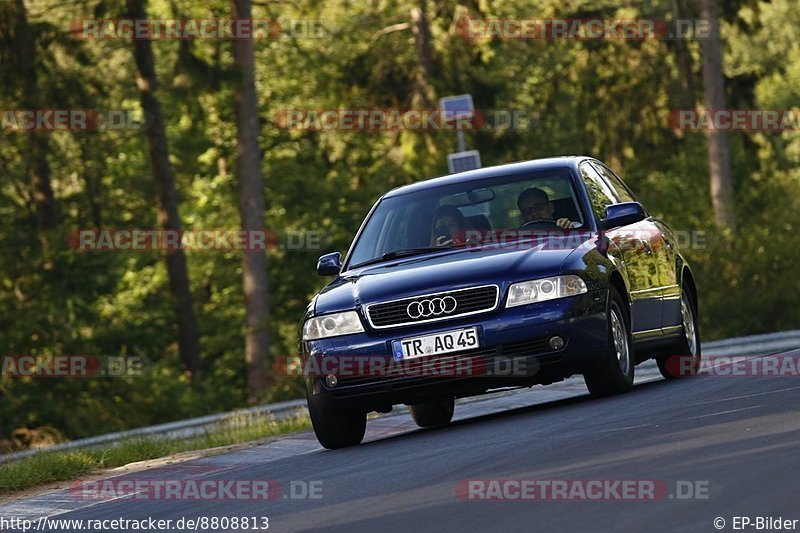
313;234;597;316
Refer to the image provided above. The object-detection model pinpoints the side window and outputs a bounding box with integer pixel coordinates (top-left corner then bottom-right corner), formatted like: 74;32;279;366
592;162;637;203
579;162;616;221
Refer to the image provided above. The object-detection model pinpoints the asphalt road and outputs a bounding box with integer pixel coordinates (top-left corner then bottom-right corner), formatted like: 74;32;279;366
3;347;800;533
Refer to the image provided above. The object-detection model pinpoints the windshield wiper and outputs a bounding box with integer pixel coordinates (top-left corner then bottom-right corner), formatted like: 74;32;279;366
351;247;452;268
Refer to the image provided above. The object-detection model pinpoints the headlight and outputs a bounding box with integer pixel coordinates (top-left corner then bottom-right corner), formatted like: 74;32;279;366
506;275;587;308
302;311;365;340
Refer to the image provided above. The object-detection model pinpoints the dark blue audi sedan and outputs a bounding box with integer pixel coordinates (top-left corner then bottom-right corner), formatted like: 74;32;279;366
301;156;700;448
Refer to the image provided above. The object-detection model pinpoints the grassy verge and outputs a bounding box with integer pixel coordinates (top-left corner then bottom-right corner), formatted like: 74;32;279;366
0;412;311;495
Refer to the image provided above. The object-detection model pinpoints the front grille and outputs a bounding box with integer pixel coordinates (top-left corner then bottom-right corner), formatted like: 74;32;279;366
366;285;498;328
498;337;551;357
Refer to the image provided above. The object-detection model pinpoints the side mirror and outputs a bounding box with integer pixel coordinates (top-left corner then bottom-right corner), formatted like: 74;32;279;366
602;202;646;230
316;252;342;276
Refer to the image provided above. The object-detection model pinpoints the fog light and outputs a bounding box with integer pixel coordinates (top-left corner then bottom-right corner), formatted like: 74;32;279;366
325;374;338;388
549;336;565;350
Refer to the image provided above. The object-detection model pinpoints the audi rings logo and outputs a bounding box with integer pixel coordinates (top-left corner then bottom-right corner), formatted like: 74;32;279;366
406;296;458;319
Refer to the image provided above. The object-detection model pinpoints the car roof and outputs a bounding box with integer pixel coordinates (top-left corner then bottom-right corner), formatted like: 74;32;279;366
382;155;594;198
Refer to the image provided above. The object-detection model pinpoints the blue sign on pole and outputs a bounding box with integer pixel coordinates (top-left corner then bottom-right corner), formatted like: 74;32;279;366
447;150;482;174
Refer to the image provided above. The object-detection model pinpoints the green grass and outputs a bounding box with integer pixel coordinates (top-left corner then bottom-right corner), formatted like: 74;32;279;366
0;413;311;495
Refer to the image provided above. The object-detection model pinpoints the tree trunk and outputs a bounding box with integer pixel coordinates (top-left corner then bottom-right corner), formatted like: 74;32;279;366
80;139;104;228
699;0;735;232
125;0;202;380
28;133;56;230
230;0;271;404
411;1;434;107
14;0;57;231
671;0;696;109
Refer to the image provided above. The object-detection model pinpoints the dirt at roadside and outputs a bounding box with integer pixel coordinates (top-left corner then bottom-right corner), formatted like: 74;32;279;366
0;438;273;505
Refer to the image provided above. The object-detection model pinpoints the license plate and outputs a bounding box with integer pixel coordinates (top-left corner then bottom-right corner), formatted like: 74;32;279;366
392;327;479;360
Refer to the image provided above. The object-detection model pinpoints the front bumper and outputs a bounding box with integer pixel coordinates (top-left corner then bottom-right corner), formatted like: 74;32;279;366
301;289;608;411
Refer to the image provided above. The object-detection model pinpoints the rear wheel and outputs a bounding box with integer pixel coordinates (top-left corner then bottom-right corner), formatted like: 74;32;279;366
584;288;634;397
656;286;701;379
408;397;455;427
307;393;366;449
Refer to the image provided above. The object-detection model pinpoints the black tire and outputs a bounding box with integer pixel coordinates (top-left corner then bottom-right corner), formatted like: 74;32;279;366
656;285;701;379
584;288;635;397
408;397;455;427
307;393;366;449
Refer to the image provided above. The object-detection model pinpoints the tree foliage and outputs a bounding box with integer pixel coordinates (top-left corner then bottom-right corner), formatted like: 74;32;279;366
1;0;798;446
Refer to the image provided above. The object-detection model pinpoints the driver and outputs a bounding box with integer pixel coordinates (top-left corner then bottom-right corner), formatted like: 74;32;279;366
431;205;470;246
517;187;579;229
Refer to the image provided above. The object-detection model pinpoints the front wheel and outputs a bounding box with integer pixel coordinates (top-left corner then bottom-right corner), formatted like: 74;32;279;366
408;397;455;427
307;393;366;449
656;286;701;379
584;288;634;397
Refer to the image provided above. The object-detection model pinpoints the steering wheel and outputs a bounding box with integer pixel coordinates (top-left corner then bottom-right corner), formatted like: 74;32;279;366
520;218;558;229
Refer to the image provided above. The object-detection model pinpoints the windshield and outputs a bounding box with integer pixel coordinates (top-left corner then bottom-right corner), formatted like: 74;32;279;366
346;168;587;269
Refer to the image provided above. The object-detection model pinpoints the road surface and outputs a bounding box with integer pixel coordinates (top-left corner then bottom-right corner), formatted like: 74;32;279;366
3;343;800;533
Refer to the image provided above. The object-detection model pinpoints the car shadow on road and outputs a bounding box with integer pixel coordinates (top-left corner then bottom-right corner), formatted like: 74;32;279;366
360;378;673;447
